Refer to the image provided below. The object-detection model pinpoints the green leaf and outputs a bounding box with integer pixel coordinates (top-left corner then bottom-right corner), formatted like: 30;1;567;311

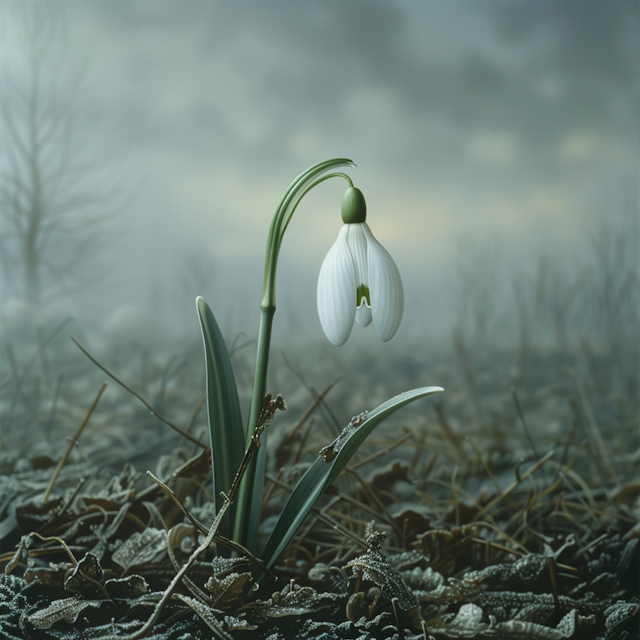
196;296;245;538
258;385;443;576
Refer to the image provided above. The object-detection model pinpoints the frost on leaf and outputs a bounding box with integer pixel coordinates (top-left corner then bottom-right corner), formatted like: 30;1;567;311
485;613;591;639
241;584;343;622
426;602;585;639
204;572;251;609
318;411;368;462
463;553;548;590
604;601;640;632
210;555;252;578
104;574;149;598
173;594;232;639
111;527;166;570
344;522;417;613
97;464;140;502
401;566;444;592
387;548;427;571
447;603;486;636
224;614;258;631
28;597;104;629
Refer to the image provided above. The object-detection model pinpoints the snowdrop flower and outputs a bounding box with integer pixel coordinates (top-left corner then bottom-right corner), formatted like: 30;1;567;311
317;187;404;346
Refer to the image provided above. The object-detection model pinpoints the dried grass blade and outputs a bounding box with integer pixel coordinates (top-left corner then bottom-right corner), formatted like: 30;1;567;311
42;381;107;503
71;337;205;449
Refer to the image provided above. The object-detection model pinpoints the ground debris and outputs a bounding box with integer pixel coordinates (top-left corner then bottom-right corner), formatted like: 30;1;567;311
1;347;640;639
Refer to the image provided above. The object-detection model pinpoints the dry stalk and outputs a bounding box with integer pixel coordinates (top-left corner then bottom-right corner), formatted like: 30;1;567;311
284;375;342;445
344;466;405;540
476;451;554;518
71;337;206;449
466;436;502;496
42;381;108;503
352;431;413;469
566;366;619;484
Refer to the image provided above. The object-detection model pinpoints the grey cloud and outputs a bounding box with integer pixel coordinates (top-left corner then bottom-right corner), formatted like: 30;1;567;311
490;0;638;82
72;0;637;181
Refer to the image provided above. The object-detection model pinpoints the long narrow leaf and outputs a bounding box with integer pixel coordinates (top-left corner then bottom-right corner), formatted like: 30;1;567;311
196;296;245;538
258;385;443;575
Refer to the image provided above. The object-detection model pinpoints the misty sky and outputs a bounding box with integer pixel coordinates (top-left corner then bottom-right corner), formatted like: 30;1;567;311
1;0;638;346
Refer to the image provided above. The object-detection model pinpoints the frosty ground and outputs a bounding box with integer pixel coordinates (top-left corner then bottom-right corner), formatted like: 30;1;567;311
0;308;638;639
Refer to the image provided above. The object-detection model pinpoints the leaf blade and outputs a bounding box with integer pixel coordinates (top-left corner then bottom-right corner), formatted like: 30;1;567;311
196;296;245;537
258;385;443;574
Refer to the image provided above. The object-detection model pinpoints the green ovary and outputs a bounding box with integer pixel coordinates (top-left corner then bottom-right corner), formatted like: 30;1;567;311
356;284;371;308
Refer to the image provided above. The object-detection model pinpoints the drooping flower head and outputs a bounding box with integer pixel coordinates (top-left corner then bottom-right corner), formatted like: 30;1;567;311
317;187;404;346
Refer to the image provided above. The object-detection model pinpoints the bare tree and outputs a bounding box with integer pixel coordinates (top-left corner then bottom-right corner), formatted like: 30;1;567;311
0;1;115;305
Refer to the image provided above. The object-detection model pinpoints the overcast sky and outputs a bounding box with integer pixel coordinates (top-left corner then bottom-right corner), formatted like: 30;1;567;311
1;0;638;348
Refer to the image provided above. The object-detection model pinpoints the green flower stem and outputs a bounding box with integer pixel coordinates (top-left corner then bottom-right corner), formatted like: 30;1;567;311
233;159;354;552
232;305;273;549
279;172;354;238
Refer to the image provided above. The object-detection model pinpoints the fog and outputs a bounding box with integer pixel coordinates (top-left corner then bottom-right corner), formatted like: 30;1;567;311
0;0;638;353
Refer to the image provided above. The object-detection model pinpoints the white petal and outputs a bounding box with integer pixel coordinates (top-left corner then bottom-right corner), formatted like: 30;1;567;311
355;302;372;327
317;225;356;346
346;224;372;328
345;224;368;289
362;223;404;341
